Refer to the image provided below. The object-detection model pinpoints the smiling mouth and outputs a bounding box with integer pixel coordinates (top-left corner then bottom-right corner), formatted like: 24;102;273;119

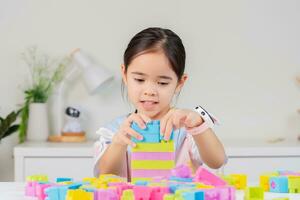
140;100;158;104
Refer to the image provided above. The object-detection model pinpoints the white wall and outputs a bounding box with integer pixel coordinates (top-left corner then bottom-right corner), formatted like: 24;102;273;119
1;0;300;181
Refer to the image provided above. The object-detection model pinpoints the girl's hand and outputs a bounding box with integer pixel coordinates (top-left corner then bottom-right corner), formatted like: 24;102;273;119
112;113;151;147
160;108;203;140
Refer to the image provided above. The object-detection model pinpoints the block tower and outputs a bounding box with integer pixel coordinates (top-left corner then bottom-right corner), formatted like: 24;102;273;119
130;120;175;183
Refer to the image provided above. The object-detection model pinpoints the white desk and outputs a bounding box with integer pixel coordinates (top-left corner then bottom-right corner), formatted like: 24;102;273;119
1;182;300;200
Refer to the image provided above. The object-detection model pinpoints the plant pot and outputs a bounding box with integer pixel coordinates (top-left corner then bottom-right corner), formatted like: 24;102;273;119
27;103;49;141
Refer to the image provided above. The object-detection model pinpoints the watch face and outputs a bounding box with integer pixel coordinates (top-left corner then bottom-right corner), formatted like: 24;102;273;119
65;107;80;118
195;106;216;124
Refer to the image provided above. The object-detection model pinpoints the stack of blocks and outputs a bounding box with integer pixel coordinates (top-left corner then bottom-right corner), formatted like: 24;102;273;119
131;120;175;183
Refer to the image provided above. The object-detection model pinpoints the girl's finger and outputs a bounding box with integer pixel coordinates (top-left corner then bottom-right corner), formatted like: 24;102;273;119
173;111;186;129
160;109;175;135
119;134;136;147
164;117;174;141
124;127;143;140
125;114;145;129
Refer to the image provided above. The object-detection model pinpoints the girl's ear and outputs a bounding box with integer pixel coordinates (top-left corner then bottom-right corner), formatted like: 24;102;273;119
121;64;128;85
175;73;188;94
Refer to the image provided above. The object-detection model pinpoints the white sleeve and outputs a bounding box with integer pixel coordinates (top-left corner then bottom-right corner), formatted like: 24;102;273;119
93;127;115;177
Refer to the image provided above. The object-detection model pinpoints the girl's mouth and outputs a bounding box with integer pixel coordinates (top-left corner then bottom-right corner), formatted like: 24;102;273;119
140;100;158;110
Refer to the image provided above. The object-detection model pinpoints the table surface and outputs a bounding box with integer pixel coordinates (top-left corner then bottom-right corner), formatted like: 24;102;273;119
1;182;300;200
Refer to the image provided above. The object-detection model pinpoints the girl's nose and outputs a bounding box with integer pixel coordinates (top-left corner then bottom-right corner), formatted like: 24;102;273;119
144;91;156;96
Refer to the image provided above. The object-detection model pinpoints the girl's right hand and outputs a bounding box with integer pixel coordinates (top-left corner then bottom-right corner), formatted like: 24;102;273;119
112;113;151;147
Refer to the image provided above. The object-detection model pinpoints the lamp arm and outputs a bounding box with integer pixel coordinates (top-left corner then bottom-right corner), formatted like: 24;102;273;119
51;65;79;135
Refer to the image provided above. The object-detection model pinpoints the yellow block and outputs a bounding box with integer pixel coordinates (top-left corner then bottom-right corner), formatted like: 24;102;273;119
132;142;174;152
131;160;175;169
66;189;93;200
230;174;247;190
26;175;48;182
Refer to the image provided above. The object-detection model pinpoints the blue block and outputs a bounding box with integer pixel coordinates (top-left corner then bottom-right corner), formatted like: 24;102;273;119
182;190;205;200
134;180;148;186
169;176;193;182
56;177;73;183
269;176;288;193
169;183;196;193
131;120;174;143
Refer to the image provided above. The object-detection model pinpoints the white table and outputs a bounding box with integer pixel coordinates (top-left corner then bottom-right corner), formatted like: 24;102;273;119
1;182;300;200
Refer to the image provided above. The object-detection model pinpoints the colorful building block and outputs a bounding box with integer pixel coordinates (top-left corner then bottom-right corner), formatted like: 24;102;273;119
288;176;300;193
244;186;264;200
229;174;247;190
132;141;175;152
66;189;93;200
193;167;227;187
269;176;288;193
131;160;175;170
171;164;192;178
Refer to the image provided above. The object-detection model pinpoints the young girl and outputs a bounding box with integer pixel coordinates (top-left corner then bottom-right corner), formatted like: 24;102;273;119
94;27;226;178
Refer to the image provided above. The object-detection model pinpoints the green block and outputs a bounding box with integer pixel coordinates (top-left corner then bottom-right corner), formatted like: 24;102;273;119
244;186;264;200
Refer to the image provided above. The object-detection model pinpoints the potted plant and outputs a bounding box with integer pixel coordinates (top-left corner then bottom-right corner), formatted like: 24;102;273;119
0;110;20;142
18;47;70;143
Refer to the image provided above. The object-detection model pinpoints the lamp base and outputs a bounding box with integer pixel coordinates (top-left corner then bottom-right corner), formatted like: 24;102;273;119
48;134;86;143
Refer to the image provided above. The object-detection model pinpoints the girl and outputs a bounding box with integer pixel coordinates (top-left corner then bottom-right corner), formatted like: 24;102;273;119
94;27;226;178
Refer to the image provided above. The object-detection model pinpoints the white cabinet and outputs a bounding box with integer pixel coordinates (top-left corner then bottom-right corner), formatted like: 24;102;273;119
223;139;300;182
14;141;95;181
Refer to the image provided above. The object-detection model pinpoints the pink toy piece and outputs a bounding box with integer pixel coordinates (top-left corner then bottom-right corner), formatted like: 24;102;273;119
94;188;118;200
25;181;38;197
217;186;236;200
131;152;175;160
132;169;172;177
193;166;227;187
150;186;170;200
115;184;133;197
36;183;53;200
133;185;153;200
171;165;191;178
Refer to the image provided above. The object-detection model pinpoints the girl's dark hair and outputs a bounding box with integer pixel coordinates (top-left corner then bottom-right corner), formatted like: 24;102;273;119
123;27;186;79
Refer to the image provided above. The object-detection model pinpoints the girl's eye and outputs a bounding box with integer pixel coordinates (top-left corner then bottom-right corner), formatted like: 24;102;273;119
158;82;169;85
134;78;145;83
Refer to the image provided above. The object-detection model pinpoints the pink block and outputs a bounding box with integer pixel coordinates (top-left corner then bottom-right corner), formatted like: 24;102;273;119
133;186;153;200
171;164;191;178
194;166;227;187
131;152;175;160
150;186;170;200
25;181;38;196
94;188;118;200
132;169;172;177
36;183;53;200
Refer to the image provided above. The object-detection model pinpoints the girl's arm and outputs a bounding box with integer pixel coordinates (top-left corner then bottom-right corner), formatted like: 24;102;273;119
98;142;128;175
192;128;226;169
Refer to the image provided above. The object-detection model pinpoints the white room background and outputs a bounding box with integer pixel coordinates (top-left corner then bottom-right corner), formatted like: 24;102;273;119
0;0;299;181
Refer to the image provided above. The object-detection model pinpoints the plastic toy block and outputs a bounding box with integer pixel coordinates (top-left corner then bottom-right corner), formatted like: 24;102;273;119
195;183;214;189
131;120;174;143
56;177;73;183
229;174;247;189
150;186;170;200
169;183;196;193
169;176;193;182
131;160;175;170
133;185;153;200
244;186;264;200
25;181;38;197
193;167;227;187
171;164;192;178
288;176;300;193
182;190;205;200
36;183;53;200
218;186;236;200
221;175;236;186
132;141;175;152
132;169;172;177
113;183;134;197
131;152;175;160
94;188;118;200
269;176;288;193
163;194;175;200
66;189;93;200
132;177;153;183
134;180;148;185
26;175;49;182
121;189;135;200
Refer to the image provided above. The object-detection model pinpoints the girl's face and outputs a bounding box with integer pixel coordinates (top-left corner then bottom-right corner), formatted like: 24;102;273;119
122;51;187;120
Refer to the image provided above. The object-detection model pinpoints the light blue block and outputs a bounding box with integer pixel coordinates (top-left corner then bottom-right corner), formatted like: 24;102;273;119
269;176;288;193
182;190;205;200
131;120;174;143
56;177;73;183
169;176;193;182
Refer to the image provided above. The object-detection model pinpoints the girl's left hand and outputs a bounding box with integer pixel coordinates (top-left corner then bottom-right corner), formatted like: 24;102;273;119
160;108;204;140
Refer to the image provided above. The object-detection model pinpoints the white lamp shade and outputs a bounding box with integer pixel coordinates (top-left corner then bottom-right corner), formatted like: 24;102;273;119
72;49;114;94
